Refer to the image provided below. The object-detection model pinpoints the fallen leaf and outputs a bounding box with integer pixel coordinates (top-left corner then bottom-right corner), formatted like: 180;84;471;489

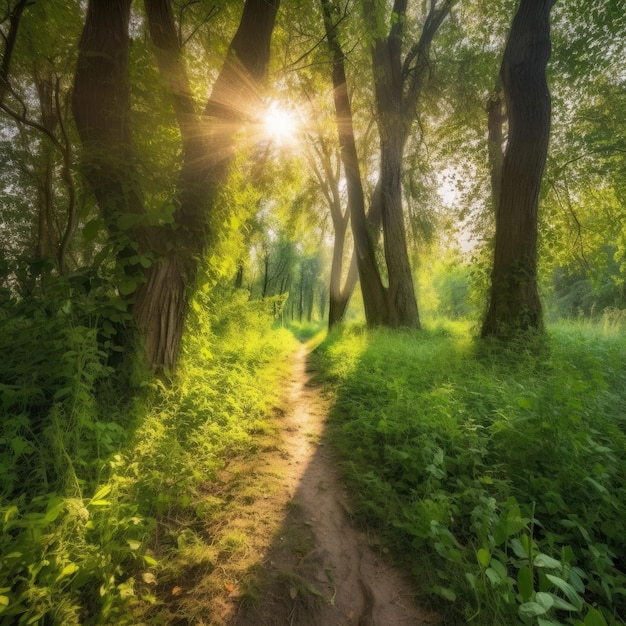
171;586;183;596
142;572;157;585
224;583;235;593
289;586;297;600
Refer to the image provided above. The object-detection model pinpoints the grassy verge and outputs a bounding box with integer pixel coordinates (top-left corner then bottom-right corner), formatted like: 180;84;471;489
0;286;297;624
312;320;626;626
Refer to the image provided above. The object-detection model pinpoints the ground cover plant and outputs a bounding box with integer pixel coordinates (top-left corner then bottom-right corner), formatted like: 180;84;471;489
312;321;626;625
0;280;295;625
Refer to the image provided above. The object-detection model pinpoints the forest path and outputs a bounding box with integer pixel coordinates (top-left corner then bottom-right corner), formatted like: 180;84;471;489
231;342;438;626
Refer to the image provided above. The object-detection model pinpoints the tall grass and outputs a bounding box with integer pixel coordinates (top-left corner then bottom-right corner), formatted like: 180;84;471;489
313;320;626;625
0;282;295;625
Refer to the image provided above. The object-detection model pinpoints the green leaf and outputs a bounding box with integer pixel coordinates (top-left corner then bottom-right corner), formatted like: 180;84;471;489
511;537;529;559
55;563;79;582
536;592;555;610
91;485;111;502
546;574;584;610
534;553;562;570
584;608;608;626
518;566;534;601
45;496;65;523
519;601;550;618
0;595;8;607
118;276;138;296
477;548;491;567
83;219;104;241
116;213;140;231
127;539;141;551
537;619;566;626
432;586;456;601
550;595;580;612
517;397;534;409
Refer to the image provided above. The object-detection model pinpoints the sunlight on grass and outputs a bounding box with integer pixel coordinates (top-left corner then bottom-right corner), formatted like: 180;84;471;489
314;321;626;625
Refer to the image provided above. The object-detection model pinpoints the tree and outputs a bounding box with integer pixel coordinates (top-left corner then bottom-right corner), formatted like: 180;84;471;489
72;0;280;368
481;0;556;337
0;1;80;273
361;0;454;327
319;0;388;326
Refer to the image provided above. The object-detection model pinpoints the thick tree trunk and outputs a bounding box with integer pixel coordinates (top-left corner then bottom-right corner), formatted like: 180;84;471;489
379;129;420;327
328;252;357;328
482;0;555;337
487;92;505;215
73;0;279;369
363;0;451;328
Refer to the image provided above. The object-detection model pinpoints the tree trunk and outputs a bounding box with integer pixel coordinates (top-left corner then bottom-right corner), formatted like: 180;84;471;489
328;252;357;327
73;0;279;369
482;0;555;337
35;78;59;262
363;0;451;328
487;92;505;215
320;0;388;326
234;261;244;288
379;128;420;327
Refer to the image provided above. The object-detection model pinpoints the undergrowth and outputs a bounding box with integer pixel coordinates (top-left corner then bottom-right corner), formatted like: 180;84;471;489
312;320;626;626
0;276;295;624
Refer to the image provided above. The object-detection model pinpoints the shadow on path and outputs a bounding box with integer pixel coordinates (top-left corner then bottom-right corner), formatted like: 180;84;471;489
231;345;439;625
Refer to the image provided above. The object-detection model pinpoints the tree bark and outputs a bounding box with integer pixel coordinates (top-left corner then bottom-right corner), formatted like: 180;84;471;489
320;0;388;326
363;0;452;328
486;92;505;215
0;0;29;102
73;0;280;369
482;0;555;337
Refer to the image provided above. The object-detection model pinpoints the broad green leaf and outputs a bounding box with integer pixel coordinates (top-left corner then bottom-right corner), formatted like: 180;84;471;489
537;618;566;626
519;601;550;618
550;595;580;612
477;548;491;567
116;213;140;231
485;567;502;585
517;566;534;601
118;276;138;296
511;537;529;559
127;539;141;551
432;586;456;601
535;591;555;610
584;608;608;626
546;574;583;610
534;553;562;570
83;219;104;241
45;496;65;522
0;595;8;607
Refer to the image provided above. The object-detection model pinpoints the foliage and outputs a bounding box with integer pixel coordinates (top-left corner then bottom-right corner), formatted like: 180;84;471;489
0;276;295;624
312;322;626;625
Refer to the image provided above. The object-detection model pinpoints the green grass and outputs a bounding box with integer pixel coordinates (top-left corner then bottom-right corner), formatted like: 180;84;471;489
312;320;626;626
0;285;297;625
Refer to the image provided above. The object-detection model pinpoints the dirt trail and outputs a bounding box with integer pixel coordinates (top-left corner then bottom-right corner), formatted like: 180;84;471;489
233;344;438;626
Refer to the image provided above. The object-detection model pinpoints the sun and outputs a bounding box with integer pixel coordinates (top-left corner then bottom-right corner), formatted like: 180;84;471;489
263;102;298;146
